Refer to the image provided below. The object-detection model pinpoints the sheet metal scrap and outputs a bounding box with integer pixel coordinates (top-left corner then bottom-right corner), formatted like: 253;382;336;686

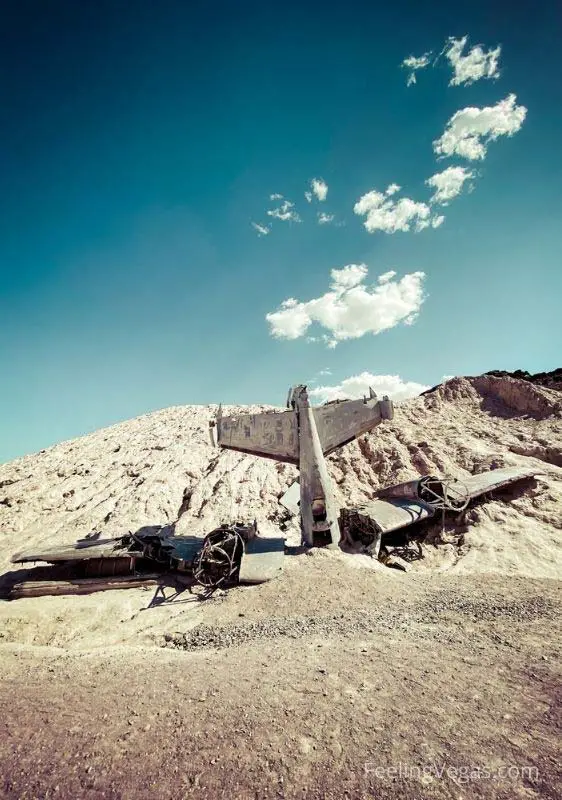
341;466;540;556
6;522;285;599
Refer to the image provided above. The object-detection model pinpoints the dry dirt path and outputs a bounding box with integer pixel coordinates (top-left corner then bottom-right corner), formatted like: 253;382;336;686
1;571;560;800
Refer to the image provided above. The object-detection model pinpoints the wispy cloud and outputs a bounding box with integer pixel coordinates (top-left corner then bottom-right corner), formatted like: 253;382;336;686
433;94;527;160
444;36;501;86
317;212;335;225
266;265;426;347
353;184;442;234
426;166;474;204
251;221;271;237
310;372;430;403
402;52;432;86
267;198;301;223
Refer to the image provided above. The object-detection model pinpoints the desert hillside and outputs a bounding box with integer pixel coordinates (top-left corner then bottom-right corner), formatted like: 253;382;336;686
0;375;560;799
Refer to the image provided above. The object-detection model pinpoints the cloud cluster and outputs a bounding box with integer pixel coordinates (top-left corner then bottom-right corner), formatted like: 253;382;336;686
403;35;501;88
426;166;474;204
434;94;527;160
318;212;335;225
309;372;430;403
353;185;443;234
445;36;501;86
266;265;426;347
267;197;301;222
401;52;432;86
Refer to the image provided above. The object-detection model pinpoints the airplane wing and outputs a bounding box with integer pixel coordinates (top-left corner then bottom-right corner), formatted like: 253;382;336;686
313;395;393;456
461;466;540;499
215;408;299;464
342;467;540;540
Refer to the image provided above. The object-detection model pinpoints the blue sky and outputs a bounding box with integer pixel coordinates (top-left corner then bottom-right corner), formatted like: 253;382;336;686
1;0;560;462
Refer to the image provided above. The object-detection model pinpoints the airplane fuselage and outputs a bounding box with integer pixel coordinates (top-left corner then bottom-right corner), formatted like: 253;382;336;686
289;385;341;548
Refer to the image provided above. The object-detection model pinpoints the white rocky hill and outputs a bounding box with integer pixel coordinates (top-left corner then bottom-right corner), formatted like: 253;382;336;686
1;375;560;584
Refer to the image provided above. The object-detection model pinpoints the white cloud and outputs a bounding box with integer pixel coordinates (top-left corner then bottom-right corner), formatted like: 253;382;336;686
402;52;432;86
304;191;312;203
445;36;501;86
267;198;301;223
433;94;527;161
426;166;474;204
386;183;401;196
354;185;442;234
310;178;328;202
251;222;270;237
270;193;284;200
310;372;430;403
266;266;426;346
318;212;335;225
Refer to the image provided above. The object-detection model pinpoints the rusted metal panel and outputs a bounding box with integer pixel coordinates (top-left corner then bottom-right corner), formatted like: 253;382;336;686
217;409;299;464
462;466;540;499
313;396;393;456
6;574;161;599
239;536;285;584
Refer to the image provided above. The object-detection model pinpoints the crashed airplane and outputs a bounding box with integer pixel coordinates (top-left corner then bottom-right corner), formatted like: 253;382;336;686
1;384;539;599
211;384;394;547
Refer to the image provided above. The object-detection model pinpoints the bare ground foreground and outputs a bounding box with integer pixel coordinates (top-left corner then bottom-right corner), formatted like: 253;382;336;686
0;376;561;799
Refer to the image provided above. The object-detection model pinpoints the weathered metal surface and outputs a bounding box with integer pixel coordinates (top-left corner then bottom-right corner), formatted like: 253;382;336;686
346;499;435;535
11;538;128;564
167;536;205;564
216;407;298;464
313;395;393;456
279;481;300;516
6;574;161;599
239;536;285;584
462;466;540;499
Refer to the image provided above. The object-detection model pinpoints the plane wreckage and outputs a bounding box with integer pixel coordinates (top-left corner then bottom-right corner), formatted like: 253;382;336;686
2;384;539;599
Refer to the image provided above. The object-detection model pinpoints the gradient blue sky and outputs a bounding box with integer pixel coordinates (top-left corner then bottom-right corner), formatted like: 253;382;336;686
1;0;561;462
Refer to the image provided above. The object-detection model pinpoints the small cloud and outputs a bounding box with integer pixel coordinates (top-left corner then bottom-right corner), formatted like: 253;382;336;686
445;36;501;86
310;372;430;403
318;212;335;225
310;178;328;202
270;193;284;201
433;94;527;161
266;265;426;346
267;198;301;223
401;52;432;86
386;183;401;196
354;184;443;234
304;191;313;203
426;166;474;204
251;222;270;237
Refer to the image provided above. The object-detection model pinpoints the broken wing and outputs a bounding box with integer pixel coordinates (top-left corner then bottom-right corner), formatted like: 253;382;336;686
216;409;299;464
313;397;393;456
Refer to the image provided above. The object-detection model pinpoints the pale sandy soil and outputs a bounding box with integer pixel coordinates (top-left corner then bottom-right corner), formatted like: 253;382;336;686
0;376;560;798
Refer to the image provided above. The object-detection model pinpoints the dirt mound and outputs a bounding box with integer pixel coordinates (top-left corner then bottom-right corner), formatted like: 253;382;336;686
0;374;560;649
485;367;562;392
422;375;562;419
